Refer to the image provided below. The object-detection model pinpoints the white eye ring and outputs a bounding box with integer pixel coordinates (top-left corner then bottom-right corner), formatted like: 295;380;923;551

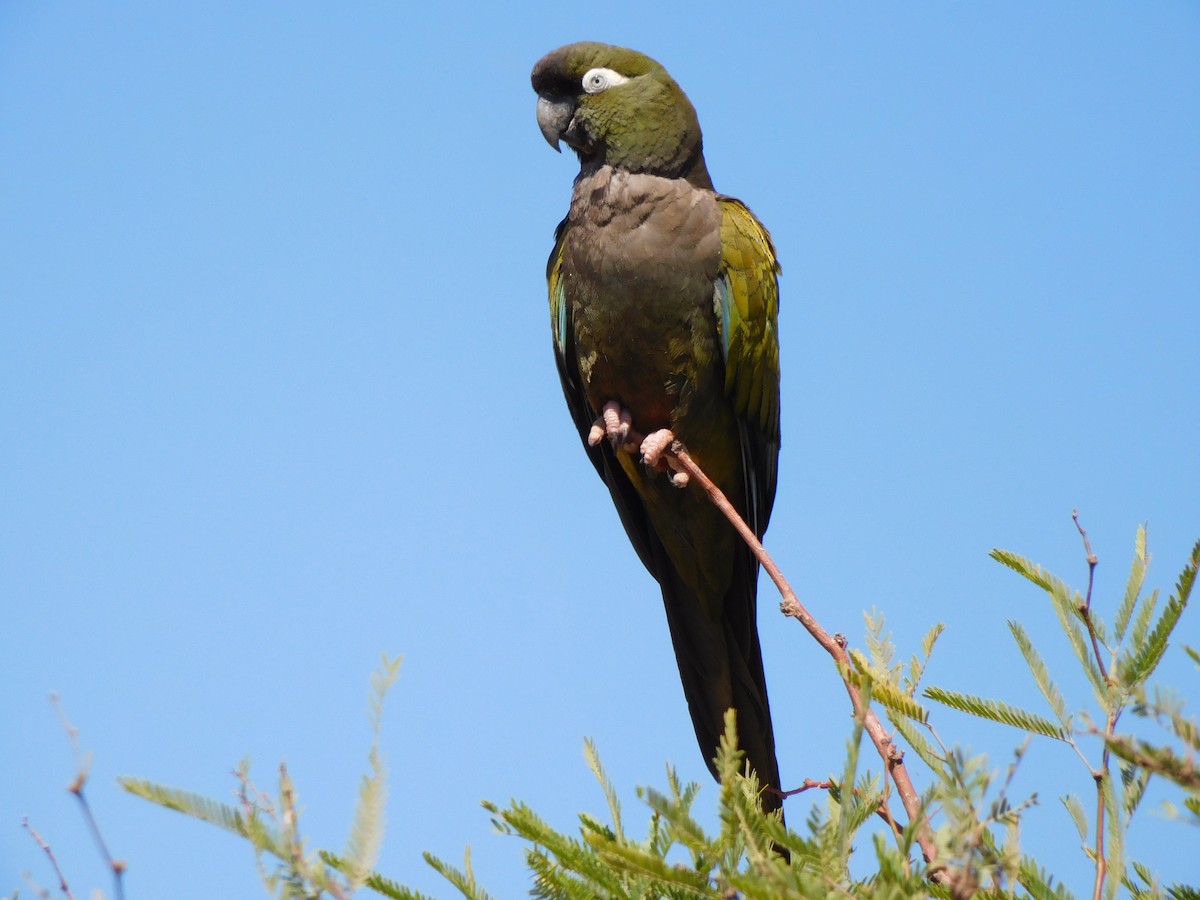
581;67;629;94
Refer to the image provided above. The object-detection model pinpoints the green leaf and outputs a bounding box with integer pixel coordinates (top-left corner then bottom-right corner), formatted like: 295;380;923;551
1120;762;1151;822
322;852;435;900
1118;591;1187;689
1052;592;1110;703
1114;526;1149;642
593;841;712;895
846;774;887;838
1130;859;1154;887
583;738;623;841
907;622;945;692
1009;620;1071;727
120;777;287;858
1101;771;1124;900
924;686;1068;740
845;660;930;724
1183;795;1200;821
994;547;1111;701
1158;693;1200;752
921;621;946;660
642;785;709;854
1130;588;1160;654
1176;538;1200;605
1061;793;1088;843
833;711;865;868
343;654;402;890
1104;735;1200;791
887;711;945;777
1015;854;1079;900
1137;541;1200;686
423;848;496;900
991;548;1055;591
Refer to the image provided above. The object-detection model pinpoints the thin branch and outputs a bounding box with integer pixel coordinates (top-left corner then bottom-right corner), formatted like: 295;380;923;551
873;794;904;844
1072;510;1114;900
778;777;831;798
668;442;945;880
1073;509;1108;680
50;694;127;900
22;817;75;900
70;788;127;900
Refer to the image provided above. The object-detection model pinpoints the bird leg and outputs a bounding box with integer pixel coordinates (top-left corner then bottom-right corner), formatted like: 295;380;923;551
587;400;634;449
640;428;690;488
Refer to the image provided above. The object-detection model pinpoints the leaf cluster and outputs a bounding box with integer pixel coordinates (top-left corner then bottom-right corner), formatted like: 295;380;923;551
925;528;1199;899
65;529;1200;899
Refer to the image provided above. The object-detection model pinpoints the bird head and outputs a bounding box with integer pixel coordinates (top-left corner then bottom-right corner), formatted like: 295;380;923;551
531;42;712;188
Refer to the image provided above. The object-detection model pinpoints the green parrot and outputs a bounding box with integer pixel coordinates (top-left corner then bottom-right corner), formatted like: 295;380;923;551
531;42;784;811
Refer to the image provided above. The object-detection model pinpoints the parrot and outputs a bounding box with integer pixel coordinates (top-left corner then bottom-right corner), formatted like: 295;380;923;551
531;42;784;812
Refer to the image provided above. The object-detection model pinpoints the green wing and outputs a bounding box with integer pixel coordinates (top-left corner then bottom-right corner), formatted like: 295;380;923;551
547;219;570;363
714;197;781;536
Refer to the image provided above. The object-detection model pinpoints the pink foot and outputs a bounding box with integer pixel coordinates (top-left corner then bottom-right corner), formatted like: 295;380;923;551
641;429;689;488
640;428;675;467
587;401;634;449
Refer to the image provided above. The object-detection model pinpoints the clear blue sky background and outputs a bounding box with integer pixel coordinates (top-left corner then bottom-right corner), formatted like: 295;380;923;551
3;3;1198;896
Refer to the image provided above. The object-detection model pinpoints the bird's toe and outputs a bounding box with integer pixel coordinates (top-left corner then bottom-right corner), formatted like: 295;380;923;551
640;428;676;468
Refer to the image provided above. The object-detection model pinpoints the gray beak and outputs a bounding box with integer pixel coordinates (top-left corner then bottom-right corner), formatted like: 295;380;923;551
536;95;575;152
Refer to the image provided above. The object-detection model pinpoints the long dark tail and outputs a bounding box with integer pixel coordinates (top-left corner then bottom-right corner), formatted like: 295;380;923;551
652;537;782;816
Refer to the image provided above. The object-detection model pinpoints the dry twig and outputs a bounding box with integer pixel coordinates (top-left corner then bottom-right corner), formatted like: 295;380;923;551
22;817;75;900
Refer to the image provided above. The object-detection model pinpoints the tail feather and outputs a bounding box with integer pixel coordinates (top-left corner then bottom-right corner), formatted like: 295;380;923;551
651;537;782;816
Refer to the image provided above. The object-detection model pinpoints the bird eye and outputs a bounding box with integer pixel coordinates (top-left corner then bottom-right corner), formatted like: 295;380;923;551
581;67;629;94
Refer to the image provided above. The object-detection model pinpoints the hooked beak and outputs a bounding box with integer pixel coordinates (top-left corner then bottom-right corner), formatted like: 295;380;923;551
536;94;575;153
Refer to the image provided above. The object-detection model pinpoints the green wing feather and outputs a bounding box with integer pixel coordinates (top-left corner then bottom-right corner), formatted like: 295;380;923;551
715;198;781;439
714;197;781;535
547;219;569;360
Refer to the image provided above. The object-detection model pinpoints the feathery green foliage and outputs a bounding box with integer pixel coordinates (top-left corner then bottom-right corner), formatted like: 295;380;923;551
120;775;285;853
1116;540;1195;690
1061;793;1088;843
924;687;1069;741
906;621;944;694
342;654;402;891
105;527;1197;898
926;527;1200;900
121;655;403;900
1114;526;1149;642
1008;620;1071;728
846;650;930;724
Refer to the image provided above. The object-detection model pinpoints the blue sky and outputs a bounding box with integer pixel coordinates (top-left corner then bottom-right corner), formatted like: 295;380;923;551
3;2;1198;896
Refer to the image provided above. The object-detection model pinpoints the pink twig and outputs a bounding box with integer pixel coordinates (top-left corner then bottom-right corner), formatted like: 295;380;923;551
669;443;942;878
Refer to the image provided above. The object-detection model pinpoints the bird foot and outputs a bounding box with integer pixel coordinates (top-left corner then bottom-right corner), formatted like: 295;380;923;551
640;428;675;466
640;429;689;488
587;401;634;449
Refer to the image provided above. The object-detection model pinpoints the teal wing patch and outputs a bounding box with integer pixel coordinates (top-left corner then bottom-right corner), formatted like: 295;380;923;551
715;198;781;441
548;219;569;359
